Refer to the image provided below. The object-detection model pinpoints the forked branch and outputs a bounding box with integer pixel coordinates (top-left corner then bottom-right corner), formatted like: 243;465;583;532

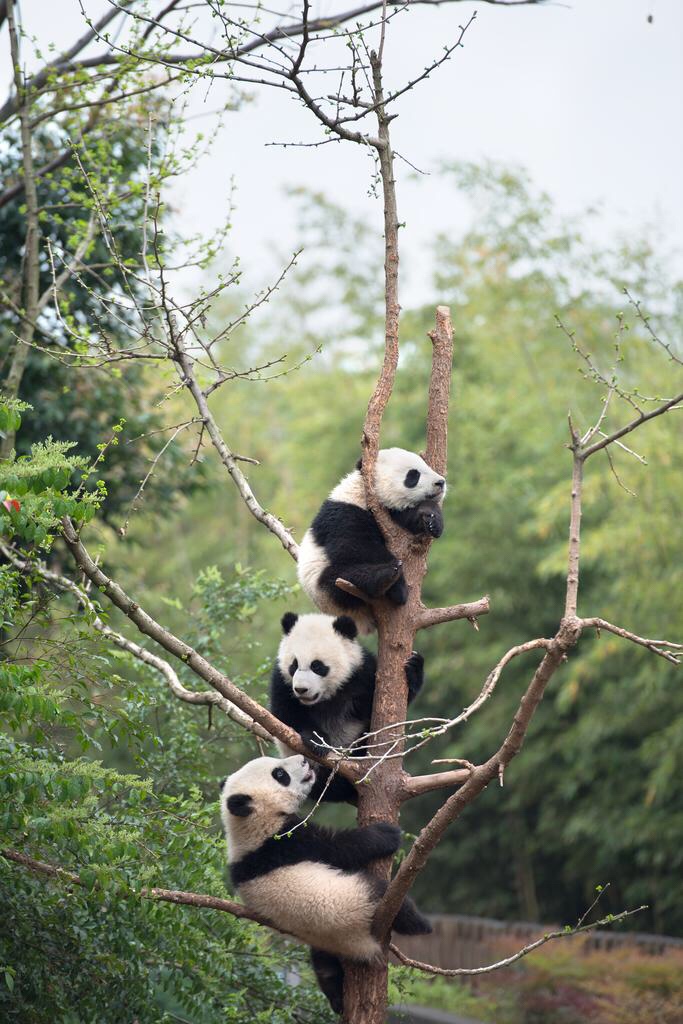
581;617;683;665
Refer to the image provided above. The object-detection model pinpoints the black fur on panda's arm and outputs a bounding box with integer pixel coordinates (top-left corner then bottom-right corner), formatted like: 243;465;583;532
343;649;378;723
230;821;403;885
287;820;403;868
389;499;444;539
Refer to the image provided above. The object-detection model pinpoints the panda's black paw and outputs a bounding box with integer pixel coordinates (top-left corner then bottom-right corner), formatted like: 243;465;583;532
417;503;444;539
406;651;424;671
372;560;403;596
367;822;402;856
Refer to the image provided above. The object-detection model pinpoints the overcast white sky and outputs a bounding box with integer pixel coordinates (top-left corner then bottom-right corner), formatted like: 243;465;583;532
2;0;682;302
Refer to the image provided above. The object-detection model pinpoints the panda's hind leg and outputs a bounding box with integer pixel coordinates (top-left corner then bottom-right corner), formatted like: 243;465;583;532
331;560;403;600
311;948;344;1015
385;574;408;606
392;894;432;936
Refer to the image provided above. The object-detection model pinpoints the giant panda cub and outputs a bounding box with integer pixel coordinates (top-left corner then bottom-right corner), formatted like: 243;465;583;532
297;447;446;633
269;611;424;803
220;754;431;1013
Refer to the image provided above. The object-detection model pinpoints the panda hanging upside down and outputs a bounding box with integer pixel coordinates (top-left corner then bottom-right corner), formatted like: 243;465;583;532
220;754;431;1014
297;447;446;633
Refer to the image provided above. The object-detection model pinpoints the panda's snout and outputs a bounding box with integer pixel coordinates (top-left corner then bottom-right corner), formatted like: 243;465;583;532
292;669;321;704
434;478;446;491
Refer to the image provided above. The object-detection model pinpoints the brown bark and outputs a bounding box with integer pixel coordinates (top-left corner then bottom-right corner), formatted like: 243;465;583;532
564;451;583;618
341;49;402;1024
424;304;454;475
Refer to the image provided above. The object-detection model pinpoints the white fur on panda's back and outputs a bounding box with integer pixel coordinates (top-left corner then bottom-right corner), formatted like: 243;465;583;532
297;530;332;610
239;862;381;961
329;470;366;507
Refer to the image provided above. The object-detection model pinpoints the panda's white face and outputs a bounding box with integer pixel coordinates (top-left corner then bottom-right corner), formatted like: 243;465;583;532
220;755;315;857
278;613;363;706
374;448;446;510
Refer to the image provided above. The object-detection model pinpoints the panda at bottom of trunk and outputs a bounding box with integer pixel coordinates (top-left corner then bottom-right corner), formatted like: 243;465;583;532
269;610;424;803
297;447;447;634
220;754;432;1015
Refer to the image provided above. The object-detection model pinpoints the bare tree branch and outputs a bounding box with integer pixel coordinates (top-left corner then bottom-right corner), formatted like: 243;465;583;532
424;305;454;475
59;517;362;780
0;0;543;127
401;766;471;799
389;904;646;976
581;617;683;665
581;391;683;460
564;449;583;618
1;847;272;928
374;632;573;938
416;596;491;630
171;325;300;562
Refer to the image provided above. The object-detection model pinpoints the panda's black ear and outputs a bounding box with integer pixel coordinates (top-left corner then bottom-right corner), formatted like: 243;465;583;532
219;776;228;793
355;457;363;470
333;615;358;641
281;612;298;635
227;793;253;818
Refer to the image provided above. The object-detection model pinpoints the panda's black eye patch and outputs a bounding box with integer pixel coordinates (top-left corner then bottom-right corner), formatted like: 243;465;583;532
272;767;291;786
404;469;420;488
289;659;298;677
310;660;329;677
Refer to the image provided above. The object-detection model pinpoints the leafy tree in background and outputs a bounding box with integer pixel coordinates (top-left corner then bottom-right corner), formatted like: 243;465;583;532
0;104;202;522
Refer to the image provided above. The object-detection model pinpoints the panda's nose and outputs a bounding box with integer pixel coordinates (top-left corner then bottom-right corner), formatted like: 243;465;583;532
294;684;309;696
434;478;445;490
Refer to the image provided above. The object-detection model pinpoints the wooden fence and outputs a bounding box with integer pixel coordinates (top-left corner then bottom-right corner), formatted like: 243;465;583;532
391;913;683;975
